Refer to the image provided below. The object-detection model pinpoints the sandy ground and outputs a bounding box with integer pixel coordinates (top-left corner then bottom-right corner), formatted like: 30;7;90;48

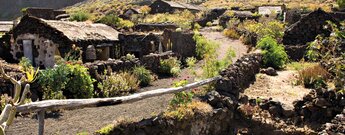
244;70;311;109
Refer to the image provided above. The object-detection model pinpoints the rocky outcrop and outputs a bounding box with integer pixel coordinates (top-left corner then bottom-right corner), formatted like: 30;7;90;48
283;9;338;46
284;44;308;61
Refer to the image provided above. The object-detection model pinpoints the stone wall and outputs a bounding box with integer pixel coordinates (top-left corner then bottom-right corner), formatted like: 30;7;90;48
283;9;337;46
24;8;67;20
162;30;196;60
194;8;227;27
319;108;345;134
284;45;308;61
134;23;178;32
119;33;163;58
140;51;175;73
83;58;140;80
216;52;263;98
293;88;345;124
11;33;58;68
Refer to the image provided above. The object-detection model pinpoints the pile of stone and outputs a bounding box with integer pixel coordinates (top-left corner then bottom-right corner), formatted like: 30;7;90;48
293;88;345;124
319;109;345;134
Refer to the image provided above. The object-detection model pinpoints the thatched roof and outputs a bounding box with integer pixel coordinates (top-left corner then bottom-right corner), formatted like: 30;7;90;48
0;21;13;33
41;19;119;41
160;0;202;11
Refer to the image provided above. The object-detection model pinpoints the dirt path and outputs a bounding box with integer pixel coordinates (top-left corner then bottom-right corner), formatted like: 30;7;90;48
199;28;248;61
244;70;311;110
7;30;249;135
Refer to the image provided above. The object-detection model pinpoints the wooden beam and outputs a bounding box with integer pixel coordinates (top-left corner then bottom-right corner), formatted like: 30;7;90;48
38;111;45;135
16;76;221;113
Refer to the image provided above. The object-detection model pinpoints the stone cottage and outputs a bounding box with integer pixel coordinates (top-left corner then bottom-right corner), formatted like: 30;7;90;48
149;0;202;14
11;15;120;68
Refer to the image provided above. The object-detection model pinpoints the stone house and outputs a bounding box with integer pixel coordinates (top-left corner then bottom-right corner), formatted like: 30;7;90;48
149;0;202;14
11;15;121;68
120;8;142;19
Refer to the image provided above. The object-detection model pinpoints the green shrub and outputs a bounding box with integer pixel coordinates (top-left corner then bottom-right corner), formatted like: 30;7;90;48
132;66;153;87
70;11;91;22
239;20;284;40
159;57;181;76
37;63;94;99
206;22;212;27
297;65;329;88
185;57;197;68
98;14;134;29
19;57;32;71
172;80;188;88
170;91;193;108
193;32;219;59
257;36;288;69
98;72;139;97
337;0;345;9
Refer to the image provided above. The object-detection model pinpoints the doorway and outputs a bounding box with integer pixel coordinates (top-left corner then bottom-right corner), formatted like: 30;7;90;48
23;40;34;64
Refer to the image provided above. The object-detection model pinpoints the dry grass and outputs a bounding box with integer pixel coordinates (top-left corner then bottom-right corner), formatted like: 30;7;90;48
223;28;240;39
297;64;329;88
163;100;212;120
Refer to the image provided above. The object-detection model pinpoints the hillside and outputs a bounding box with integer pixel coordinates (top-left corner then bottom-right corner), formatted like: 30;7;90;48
0;0;86;20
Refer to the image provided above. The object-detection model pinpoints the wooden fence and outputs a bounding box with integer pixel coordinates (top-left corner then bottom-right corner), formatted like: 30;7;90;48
14;76;221;135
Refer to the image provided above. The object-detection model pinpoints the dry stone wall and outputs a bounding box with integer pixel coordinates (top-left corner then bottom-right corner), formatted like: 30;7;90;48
140;51;175;73
283;9;338;46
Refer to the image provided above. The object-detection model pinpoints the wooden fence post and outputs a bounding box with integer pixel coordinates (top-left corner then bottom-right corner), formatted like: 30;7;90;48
38;111;45;135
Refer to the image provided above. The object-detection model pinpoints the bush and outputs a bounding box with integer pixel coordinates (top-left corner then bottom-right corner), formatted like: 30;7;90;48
37;63;94;99
185;57;197;68
206;22;212;27
257;36;288;69
337;0;345;9
98;14;134;29
159;57;181;76
239;20;284;40
193;32;219;59
223;28;240;39
297;65;329;88
98;72;139;97
70;11;91;22
170;91;193;108
132;66;153;87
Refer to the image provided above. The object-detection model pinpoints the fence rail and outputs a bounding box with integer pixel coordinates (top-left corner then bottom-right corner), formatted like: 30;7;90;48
14;76;221;135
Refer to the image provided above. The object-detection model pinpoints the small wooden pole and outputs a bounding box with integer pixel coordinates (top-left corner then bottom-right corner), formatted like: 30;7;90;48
38;111;45;135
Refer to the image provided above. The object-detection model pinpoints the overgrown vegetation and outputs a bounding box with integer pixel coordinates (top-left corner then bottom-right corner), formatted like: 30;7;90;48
193;32;219;59
38;63;94;99
305;22;345;90
239;20;285;40
132;66;153;87
159;57;181;77
98;71;139;97
257;36;288;69
97;14;134;29
70;11;91;22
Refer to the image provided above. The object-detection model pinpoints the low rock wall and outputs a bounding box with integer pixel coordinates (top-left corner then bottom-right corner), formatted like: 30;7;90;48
140;51;175;73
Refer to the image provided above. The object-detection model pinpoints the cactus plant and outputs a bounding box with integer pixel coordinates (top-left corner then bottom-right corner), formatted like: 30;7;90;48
0;65;30;134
